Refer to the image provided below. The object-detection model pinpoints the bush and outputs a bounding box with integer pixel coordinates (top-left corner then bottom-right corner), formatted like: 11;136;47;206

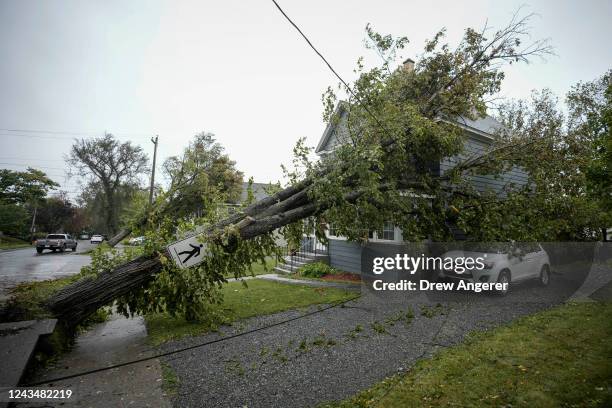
299;262;337;278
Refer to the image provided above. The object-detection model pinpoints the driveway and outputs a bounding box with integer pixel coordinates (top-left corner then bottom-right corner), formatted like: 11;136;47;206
0;240;94;301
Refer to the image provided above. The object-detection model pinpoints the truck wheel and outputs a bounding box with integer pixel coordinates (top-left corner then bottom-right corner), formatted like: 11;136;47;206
36;248;43;254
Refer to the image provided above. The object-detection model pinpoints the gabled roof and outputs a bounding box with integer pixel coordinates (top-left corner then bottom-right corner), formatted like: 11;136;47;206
315;102;504;154
315;102;348;154
451;115;505;140
239;182;272;203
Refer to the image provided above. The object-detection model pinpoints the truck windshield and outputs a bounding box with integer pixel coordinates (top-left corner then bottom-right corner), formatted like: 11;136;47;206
47;234;66;239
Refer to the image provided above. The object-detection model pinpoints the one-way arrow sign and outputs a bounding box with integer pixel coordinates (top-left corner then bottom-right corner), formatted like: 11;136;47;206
166;234;210;269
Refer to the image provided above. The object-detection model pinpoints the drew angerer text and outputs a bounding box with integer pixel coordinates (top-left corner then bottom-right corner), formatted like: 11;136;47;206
372;279;508;293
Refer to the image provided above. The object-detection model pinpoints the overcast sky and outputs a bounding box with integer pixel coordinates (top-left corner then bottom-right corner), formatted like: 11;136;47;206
0;0;610;198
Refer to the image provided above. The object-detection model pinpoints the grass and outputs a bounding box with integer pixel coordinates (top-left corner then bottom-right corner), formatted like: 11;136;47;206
5;273;87;320
224;256;278;277
0;235;30;250
145;279;354;345
321;301;612;408
160;362;180;397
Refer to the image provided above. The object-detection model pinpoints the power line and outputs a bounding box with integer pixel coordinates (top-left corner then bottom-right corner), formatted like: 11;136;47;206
271;0;397;144
0;128;155;138
0;132;153;142
0;162;67;171
24;294;361;386
0;157;66;162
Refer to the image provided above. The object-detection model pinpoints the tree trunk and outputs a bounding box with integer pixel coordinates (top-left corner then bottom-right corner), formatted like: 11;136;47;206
45;181;343;326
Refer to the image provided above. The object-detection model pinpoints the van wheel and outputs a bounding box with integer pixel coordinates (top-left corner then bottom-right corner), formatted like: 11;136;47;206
497;270;511;296
539;265;551;286
36;248;43;254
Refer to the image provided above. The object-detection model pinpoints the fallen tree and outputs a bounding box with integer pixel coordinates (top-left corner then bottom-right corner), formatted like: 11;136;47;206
19;14;578;327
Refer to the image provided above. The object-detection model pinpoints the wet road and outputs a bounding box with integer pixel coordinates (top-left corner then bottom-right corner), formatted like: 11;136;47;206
0;240;94;300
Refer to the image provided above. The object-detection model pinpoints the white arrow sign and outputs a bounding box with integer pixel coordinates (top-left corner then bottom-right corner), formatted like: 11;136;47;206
166;234;209;269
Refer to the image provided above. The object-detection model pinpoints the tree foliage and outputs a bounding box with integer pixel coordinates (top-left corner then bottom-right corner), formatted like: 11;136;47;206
567;70;612;212
0;168;58;237
0;168;58;205
162;132;243;219
35;192;76;234
67;134;149;235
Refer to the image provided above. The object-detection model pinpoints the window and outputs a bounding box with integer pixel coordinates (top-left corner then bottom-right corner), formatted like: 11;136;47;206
369;222;395;241
379;222;395;241
328;223;337;237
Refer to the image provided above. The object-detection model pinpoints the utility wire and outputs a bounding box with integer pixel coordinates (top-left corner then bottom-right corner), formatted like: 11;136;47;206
0;162;67;171
271;0;397;144
0;157;66;162
0;128;154;138
24;294;361;386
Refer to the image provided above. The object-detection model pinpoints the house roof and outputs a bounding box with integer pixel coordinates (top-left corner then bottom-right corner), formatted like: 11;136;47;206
315;102;505;154
451;115;505;139
315;102;348;154
239;182;272;203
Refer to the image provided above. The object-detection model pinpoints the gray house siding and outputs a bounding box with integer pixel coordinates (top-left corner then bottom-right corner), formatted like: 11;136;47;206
328;239;362;273
440;136;528;194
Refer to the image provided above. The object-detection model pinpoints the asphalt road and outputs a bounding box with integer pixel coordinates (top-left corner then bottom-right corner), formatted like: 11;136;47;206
0;240;94;301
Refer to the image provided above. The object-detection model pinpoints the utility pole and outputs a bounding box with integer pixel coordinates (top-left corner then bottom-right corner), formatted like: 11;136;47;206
29;204;37;244
149;135;159;206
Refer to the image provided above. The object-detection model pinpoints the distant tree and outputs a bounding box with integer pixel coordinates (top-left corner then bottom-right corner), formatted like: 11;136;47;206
36;192;76;233
0;168;58;204
0;203;29;237
67;134;149;235
78;180;144;234
0;168;58;237
63;206;90;235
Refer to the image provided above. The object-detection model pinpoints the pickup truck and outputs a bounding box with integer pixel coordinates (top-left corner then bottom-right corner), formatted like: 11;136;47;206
36;234;78;254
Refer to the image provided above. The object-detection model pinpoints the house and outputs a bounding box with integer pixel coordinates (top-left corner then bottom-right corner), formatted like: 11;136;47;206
314;101;529;274
239;181;272;203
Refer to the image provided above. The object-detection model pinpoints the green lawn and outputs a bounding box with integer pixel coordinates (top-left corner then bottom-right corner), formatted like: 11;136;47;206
0;236;30;250
146;279;354;345
224;256;278;277
5;274;85;320
322;301;612;408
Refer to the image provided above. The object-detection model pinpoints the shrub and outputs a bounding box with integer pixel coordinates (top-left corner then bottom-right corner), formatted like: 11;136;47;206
299;262;337;278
